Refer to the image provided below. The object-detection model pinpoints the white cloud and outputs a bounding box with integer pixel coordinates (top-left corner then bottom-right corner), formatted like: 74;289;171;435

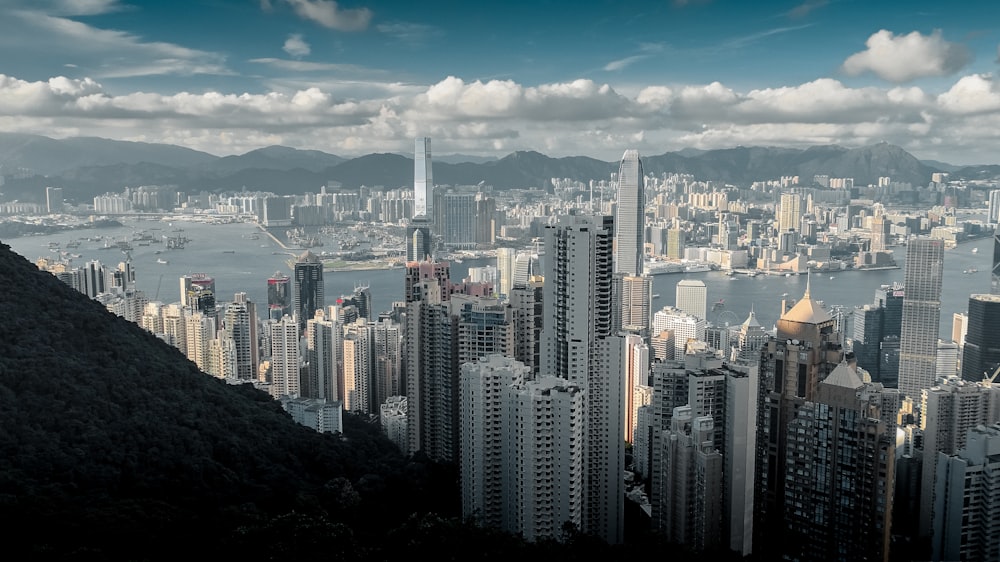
3;71;1000;164
376;22;441;46
10;10;229;78
282;34;311;57
842;29;971;82
284;0;372;32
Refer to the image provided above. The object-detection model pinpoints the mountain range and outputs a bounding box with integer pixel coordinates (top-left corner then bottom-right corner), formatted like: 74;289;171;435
1;132;995;204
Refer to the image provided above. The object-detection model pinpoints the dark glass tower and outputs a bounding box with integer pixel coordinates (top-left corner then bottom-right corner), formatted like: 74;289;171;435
267;271;292;320
960;294;1000;382
293;251;324;330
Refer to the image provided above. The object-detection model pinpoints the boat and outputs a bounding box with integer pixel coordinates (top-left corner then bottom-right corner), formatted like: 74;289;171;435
972;248;979;253
651;294;660;299
157;258;169;265
964;268;978;274
830;276;836;280
645;260;684;275
223;250;236;254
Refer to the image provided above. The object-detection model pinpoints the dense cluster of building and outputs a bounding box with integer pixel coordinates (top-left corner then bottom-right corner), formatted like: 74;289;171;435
33;138;1000;560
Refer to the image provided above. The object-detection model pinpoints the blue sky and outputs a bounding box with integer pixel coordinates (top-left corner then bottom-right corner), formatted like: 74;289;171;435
2;0;1000;164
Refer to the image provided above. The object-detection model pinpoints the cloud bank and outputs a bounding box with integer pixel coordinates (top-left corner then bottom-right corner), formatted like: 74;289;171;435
842;29;971;82
2;71;1000;164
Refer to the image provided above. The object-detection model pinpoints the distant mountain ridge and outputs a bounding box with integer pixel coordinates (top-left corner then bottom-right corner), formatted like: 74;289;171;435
0;132;993;203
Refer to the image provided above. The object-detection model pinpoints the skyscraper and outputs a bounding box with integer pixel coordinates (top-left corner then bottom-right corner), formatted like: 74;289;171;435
496;247;516;299
988;189;1000;225
615;149;644;276
306;309;338;401
778;192;802;234
269;315;300;397
406;137;434;261
267;271;292;321
541;212;624;544
224;292;259;381
413;137;432;219
293;250;324;330
992;224;1000;295
675;279;707;320
960;294;1000;382
180;273;214;308
899;238;945;400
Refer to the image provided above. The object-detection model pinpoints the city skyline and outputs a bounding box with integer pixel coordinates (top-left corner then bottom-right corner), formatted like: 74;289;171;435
2;1;1000;163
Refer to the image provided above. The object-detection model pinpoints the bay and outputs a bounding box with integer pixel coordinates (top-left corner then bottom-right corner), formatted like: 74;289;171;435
5;218;993;340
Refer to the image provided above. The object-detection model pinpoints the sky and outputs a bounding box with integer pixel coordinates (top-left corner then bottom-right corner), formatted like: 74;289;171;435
2;0;1000;164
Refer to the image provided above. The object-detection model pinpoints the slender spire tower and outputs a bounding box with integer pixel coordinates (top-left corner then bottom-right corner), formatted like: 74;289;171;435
614;149;644;276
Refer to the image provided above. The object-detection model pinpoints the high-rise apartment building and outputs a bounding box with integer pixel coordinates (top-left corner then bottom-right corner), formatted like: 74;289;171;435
541;212;625;544
373;318;402;409
988;189;1000;225
459;355;530;531
306;309;338;401
495;247;516;299
778;192;802;234
993;224;999;295
293;250;324;330
918;379;1000;540
342;318;372;413
269;315;300;397
619;275;652;333
509;276;543;376
899;238;944;400
615;149;645;277
224;292;259;381
180;273;215;308
931;423;1000;562
675;279;707;320
623;334;649;443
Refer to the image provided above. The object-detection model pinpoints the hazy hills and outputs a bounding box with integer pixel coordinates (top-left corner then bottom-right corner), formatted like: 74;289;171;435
0;132;992;204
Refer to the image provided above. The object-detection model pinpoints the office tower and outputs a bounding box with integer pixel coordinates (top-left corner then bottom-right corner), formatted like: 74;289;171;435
306;309;338;402
459;355;529;530
951;312;968;348
496;247;516;299
83;260;105;298
185;284;217;327
961;294;1000;382
733;309;769;365
722;364;757;556
352;285;372;320
875;283;905;387
650;330;675;361
342;318;372;413
937;340;959;379
509;276;543;376
918;379;1000;540
624;334;649;443
615;149;645;277
899;238;945;400
675;279;707;320
405;221;434;262
405;263;458;461
778;192;802;234
931;423;1000;562
512;250;540;288
502;375;585;542
413;137;432;219
45;186;63;214
224;293;259;381
266;271;292;321
989;189;1000;225
293;250;324;330
436;191;479;248
779;362;897;562
619;275;652;333
993;224;1000;295
540;212;625;544
659;406;723;551
854;304;885;380
269;315;300;397
179;273;214;308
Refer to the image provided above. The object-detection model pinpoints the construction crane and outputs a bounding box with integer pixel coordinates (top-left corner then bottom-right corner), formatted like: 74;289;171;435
985;364;1000;385
154;274;164;301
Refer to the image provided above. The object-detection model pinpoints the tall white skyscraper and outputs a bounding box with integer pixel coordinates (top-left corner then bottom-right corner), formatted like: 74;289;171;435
414;137;432;219
675;279;707;320
778;192;802;234
496;247;516;298
988;189;1000;225
615;149;645;276
899;237;945;400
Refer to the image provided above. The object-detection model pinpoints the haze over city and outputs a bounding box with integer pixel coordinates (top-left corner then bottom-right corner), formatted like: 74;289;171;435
2;0;1000;163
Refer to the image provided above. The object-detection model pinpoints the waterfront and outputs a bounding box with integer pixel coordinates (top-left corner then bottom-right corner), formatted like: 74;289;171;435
4;218;993;340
